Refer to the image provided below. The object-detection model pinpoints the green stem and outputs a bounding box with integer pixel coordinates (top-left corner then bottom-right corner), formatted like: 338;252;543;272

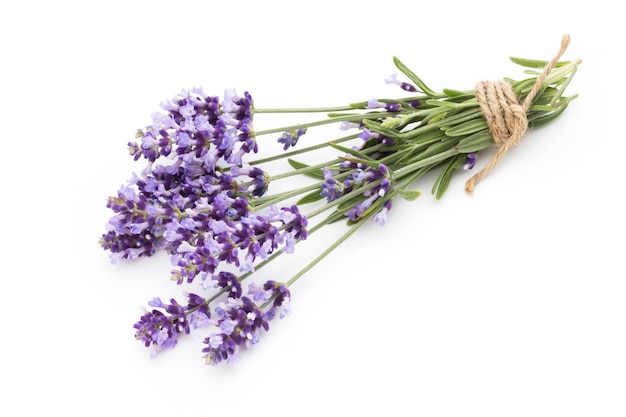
253;182;322;211
394;148;459;178
283;210;372;289
254;112;394;136
254;106;354;114
269;159;343;181
248;133;359;166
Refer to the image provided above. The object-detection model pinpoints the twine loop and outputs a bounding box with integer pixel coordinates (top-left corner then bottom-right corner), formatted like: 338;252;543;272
464;34;571;195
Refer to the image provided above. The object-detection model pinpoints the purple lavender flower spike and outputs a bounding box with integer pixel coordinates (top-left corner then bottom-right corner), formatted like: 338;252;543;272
213;271;243;299
374;199;393;226
248;282;272;303
133;293;211;356
99;184;170;262
124;87;256;170
278;127;307;150
320;167;346;202
202;296;269;366
230;164;269;197
263;280;291;320
344;163;394;222
202;279;292;365
163;190;308;285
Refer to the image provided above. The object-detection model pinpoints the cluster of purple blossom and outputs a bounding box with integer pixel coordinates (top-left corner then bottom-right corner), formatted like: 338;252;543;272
321;162;393;225
102;70;436;366
278;127;307;150
203;280;291;365
134;280;291;363
101;88;305;363
128;87;256;168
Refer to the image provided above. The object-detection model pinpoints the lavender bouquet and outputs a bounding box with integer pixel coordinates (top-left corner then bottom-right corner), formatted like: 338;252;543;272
100;35;580;365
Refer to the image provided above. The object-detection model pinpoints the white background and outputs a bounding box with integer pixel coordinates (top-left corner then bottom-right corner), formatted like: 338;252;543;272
1;1;624;416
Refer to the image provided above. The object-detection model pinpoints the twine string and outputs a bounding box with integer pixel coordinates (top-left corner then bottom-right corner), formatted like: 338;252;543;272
464;34;571;195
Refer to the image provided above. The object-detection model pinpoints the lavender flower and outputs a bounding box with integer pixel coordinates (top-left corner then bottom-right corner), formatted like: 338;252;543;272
212;271;243;298
202;280;291;365
320;167;346;202
99;185;166;262
365;97;401;112
463;153;477;170
263;280;291;320
202;296;269;365
278;127;307;150
167;197;308;286
374;199;393;226
128;87;255;169
344;163;392;222
358;128;394;145
230;164;269;197
133;294;210;357
384;73;417;92
102;88;262;265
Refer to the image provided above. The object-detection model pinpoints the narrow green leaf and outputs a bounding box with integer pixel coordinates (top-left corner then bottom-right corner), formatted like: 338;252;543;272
510;56;570;69
287;158;309;170
528;101;570;128
397;189;422;201
444;118;488;137
443;88;471;97
393;56;438;97
287;159;325;180
401;128;446;146
327;112;360;118
394;134;444;164
455;130;493;153
402;139;457;166
427;110;448;124
432;154;466;199
328;142;375;161
425;99;458;108
296;190;324;205
510;56;549;68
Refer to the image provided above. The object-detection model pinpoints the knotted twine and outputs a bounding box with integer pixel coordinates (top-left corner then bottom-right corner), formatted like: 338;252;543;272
464;34;571;195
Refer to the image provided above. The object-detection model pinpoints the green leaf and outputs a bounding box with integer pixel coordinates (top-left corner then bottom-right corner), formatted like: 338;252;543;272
431;154;466;199
296;190;324;205
327;142;375;162
510;56;549;68
399;139;457;167
425;99;457;108
426;110;448;124
443;88;470;97
287;159;325;180
327;112;360;118
397;189;422;201
335;194;364;213
455;130;493;153
510;56;570;69
393;56;438;97
444;118;488;137
528;101;570;128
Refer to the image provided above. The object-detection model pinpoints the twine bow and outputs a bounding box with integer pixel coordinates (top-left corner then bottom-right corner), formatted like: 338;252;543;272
464;34;571;195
